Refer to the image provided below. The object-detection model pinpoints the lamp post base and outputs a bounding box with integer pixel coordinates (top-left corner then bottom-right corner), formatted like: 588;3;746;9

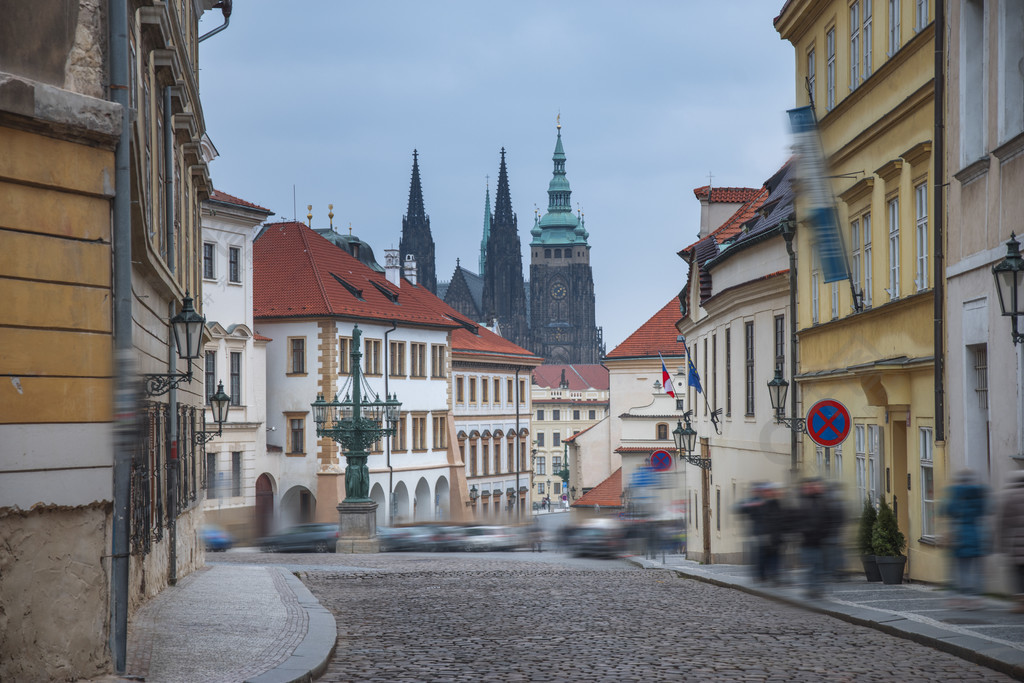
336;501;380;554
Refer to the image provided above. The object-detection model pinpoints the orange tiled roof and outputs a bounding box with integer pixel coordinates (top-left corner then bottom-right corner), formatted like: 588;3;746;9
452;325;543;364
253;333;273;342
692;186;762;203
573;468;622;508
532;364;609;391
564;422;600;443
605;297;687;360
209;189;273;214
254;221;461;330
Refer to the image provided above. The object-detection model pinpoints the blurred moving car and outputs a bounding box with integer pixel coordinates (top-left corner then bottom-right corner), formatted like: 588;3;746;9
259;523;338;553
379;527;418;552
201;524;234;552
461;525;518;552
570;519;626;558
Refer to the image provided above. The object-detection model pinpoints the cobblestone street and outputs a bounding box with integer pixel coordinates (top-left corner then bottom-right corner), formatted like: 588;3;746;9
216;552;1014;682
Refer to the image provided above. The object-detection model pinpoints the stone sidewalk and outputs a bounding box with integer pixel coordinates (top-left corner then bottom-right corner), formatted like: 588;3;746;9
107;564;335;683
629;552;1024;680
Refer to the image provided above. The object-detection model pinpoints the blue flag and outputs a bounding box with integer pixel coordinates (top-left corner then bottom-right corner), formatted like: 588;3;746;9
685;343;703;394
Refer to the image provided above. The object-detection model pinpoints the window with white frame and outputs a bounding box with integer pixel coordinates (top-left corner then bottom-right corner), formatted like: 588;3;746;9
826;27;836;110
744;322;755;416
961;0;986;164
203;242;215;279
807;47;816;105
887;197;900;299
920;426;935;536
864;0;873;77
205;351;216;404
831;281;840;320
888;0;901;55
855;425;867;504
915;0;929;31
834;442;843;479
1000;3;1024;141
811;269;820;323
851;219;862;304
230;352;241;406
536;457;546;476
228;246;241;283
868;424;882;503
863;212;873;307
915;183;928;290
850;2;861;90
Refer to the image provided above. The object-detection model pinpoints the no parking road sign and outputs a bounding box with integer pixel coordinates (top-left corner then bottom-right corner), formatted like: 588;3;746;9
649;450;673;472
806;399;851;448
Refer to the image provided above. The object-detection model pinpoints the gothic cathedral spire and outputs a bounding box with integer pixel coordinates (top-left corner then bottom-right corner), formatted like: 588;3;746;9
400;149;437;294
529;121;602;363
481;148;530;348
478;179;491;277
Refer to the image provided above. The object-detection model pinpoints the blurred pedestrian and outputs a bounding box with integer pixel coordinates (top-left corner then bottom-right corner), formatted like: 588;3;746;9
798;477;839;598
943;469;990;608
737;483;786;584
528;521;543;552
823;481;847;581
997;470;1024;613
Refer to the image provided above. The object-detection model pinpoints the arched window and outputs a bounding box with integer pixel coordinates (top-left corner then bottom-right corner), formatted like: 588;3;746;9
544;248;551;258
555;248;562;258
656;423;669;440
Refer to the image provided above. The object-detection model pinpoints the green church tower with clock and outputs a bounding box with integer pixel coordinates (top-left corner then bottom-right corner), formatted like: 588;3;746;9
528;120;602;364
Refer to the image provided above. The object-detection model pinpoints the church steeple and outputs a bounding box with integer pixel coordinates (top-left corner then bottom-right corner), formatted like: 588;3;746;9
400;149;437;293
479;178;491;276
481;147;529;348
531;120;585;247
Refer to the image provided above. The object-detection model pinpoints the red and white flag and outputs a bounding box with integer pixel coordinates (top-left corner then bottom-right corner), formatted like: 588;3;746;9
659;353;675;398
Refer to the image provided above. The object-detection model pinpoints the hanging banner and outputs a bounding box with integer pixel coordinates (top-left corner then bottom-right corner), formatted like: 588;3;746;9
788;106;849;284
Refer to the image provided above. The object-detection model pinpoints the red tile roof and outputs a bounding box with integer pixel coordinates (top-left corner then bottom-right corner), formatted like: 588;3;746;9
253;333;273;342
209;189;273;214
605;297;687;360
532;364;609;391
692;186;762;203
451;325;543;364
573;468;622;508
564;422;600;443
254;221;460;330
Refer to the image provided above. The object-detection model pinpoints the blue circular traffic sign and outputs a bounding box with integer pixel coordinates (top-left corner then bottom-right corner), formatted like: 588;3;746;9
650;450;673;472
806;399;851;448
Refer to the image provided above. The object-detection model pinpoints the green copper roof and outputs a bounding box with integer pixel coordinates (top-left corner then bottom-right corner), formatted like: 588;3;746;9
531;123;588;247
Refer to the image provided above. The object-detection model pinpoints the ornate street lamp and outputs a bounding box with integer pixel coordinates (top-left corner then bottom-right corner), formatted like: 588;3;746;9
993;232;1024;345
195;381;231;444
672;410;710;469
311;325;402;503
144;293;207;396
469;484;479;502
767;368;807;433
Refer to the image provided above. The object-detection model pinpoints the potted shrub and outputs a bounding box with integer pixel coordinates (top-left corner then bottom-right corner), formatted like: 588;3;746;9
857;498;882;582
871;498;907;585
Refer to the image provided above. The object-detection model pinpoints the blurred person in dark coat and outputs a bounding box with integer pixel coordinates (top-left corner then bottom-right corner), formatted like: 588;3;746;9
798;477;839;598
997;470;1024;613
943;470;989;608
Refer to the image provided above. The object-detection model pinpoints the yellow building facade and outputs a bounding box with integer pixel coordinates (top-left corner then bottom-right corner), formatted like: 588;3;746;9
777;0;944;582
0;1;221;678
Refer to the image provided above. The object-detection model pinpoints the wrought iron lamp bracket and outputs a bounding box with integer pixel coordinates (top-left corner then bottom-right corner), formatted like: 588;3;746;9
774;412;807;434
143;370;193;397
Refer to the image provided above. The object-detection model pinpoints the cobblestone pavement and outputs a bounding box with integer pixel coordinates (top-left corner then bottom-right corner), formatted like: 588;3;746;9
215;552;1014;682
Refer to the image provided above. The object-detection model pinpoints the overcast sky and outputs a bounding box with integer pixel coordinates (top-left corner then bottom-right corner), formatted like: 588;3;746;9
198;2;796;352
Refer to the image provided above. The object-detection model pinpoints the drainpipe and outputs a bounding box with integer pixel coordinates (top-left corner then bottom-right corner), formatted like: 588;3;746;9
383;320;397;524
515;368;520;520
109;0;133;673
164;85;179;586
783;220;800;480
933;1;945;443
198;0;232;42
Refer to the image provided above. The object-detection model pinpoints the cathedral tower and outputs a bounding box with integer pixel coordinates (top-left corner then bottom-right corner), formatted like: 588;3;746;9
399;150;437;293
529;122;601;363
481;148;530;348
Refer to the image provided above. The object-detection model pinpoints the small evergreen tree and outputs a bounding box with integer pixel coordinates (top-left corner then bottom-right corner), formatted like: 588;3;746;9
871;498;906;557
857;498;877;556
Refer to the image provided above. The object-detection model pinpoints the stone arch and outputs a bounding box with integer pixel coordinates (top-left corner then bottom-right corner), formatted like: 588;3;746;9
370;482;387;527
255;472;276;538
435;476;450;520
393;481;412;524
414;478;431;522
279;485;315;527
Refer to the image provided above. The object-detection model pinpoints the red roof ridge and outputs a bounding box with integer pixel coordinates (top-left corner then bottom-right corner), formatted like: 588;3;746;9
209;189;273;214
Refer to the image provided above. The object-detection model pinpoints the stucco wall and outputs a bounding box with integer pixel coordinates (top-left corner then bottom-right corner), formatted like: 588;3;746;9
0;504;111;681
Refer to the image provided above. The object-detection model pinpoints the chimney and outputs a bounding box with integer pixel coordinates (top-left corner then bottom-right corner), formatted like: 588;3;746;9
403;254;417;285
384;248;401;286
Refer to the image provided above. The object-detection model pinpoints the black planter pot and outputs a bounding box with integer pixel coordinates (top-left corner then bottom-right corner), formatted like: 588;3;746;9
861;554;882;582
875;555;906;585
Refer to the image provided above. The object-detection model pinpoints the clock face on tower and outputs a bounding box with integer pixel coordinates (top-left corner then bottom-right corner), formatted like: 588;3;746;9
551;282;567;300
